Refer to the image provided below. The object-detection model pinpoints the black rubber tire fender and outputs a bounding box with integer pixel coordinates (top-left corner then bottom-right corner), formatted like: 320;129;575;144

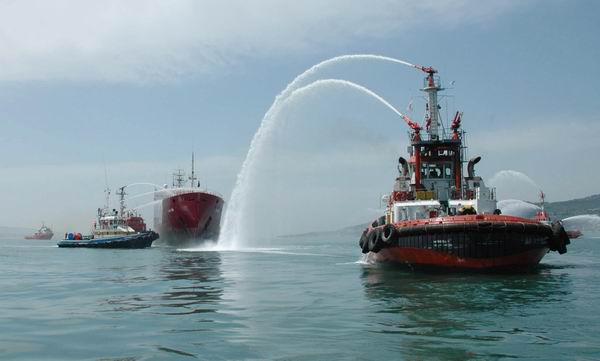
381;224;398;246
359;229;368;253
551;221;569;254
367;228;384;253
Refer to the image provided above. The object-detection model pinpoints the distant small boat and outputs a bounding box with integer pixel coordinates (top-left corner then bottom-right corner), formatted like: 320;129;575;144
58;186;159;249
25;224;54;240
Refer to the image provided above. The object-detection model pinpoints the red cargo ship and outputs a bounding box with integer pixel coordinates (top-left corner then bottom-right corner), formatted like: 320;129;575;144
155;154;224;246
359;65;570;270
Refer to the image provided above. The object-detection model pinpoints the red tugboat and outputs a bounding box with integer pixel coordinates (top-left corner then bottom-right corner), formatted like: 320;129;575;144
154;153;224;246
359;66;571;270
24;224;54;240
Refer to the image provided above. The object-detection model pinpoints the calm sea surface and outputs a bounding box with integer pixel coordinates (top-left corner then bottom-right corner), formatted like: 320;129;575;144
1;234;599;360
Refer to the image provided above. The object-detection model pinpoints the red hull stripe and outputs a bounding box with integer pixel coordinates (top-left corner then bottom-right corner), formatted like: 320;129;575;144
391;214;542;229
376;247;549;269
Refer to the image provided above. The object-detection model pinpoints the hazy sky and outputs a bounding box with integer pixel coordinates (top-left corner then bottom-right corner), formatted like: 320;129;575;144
1;0;599;235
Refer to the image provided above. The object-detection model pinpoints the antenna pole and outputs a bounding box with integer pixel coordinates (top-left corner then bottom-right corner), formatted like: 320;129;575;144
117;186;127;215
189;152;198;188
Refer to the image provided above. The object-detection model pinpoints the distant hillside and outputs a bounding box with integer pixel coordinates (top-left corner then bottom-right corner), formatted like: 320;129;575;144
278;223;367;239
545;194;600;220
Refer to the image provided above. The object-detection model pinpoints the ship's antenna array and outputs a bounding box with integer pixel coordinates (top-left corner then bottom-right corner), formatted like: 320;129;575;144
173;169;186;188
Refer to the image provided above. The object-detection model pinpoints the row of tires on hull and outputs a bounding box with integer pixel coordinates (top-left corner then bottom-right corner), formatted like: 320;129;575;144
359;220;570;255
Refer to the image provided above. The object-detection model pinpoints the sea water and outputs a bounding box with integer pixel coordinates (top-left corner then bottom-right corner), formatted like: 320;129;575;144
0;233;599;360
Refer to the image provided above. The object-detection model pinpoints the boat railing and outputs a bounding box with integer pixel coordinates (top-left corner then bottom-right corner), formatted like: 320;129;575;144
407;128;464;142
154;187;224;199
423;74;442;89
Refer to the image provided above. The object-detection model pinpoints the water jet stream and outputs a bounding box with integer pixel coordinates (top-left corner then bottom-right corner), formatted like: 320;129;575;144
497;199;541;218
131;199;163;211
561;214;600;233
127;189;175;202
488;170;541;200
219;78;412;250
216;54;421;250
124;182;164;189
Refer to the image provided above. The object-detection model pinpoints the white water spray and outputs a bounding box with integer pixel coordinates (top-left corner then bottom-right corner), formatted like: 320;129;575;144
131;199;163;211
489;170;542;201
497;199;541;218
562;214;600;234
274;54;417;103
218;55;419;250
127;188;175;202
124;182;164;189
219;78;413;249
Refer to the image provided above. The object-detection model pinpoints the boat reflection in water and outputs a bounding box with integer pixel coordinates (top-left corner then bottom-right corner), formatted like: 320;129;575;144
360;265;572;359
158;251;224;315
100;251;224;317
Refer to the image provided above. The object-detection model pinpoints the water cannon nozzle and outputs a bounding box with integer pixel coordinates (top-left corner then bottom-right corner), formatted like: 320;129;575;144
416;65;437;74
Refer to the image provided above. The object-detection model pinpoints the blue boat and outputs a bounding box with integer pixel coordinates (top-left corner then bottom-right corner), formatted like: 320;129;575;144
57;231;159;248
58;186;159;249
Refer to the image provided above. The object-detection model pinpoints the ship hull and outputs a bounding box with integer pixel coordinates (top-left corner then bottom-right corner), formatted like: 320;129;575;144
157;191;223;246
24;234;53;240
57;231;158;248
361;215;570;271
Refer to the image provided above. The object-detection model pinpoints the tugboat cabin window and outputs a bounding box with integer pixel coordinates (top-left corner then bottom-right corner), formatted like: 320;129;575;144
421;163;453;179
444;165;453;178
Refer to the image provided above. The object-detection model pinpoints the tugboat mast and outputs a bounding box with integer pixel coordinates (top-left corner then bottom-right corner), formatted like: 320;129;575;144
116;186;127;216
419;67;443;140
103;187;111;214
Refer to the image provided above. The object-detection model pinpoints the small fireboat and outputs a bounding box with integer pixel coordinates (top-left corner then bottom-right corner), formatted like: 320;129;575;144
58;186;159;248
359;66;570;270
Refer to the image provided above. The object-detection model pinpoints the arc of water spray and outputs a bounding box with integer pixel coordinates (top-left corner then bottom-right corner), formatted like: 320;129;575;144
218;54;422;250
489;170;542;193
220;78;413;249
131;199;164;211
270;55;417;117
127;188;175;202
123;182;164;189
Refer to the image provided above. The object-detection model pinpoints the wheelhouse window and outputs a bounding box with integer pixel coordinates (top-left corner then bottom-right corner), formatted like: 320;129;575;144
422;163;452;179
